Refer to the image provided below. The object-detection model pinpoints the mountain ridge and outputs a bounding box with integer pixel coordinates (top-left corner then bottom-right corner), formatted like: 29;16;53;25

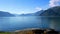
0;6;60;17
0;11;15;17
40;6;60;16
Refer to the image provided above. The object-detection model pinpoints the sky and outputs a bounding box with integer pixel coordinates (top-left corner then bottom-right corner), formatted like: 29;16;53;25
0;0;60;14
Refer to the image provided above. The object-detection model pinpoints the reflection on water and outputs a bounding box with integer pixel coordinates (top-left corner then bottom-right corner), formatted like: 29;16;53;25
0;16;60;31
41;17;60;31
49;17;60;31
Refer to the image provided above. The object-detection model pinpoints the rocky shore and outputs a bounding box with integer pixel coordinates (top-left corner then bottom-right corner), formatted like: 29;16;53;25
11;28;60;34
0;28;59;34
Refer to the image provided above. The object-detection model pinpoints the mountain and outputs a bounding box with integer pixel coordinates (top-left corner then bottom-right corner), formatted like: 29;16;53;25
19;10;44;16
40;6;60;16
34;10;44;16
19;13;34;16
0;11;15;17
18;6;60;16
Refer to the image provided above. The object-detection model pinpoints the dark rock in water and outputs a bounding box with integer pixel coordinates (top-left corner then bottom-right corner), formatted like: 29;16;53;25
12;28;60;34
47;29;59;34
32;29;44;34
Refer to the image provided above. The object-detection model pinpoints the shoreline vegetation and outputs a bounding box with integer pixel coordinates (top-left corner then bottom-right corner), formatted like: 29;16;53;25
0;31;12;34
0;28;60;34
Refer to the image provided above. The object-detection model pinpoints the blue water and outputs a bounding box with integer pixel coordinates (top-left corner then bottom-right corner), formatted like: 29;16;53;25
0;16;60;31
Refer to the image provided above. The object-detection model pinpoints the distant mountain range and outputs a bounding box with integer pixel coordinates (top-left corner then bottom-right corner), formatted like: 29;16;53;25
0;11;15;17
20;6;60;16
19;10;44;16
0;6;60;17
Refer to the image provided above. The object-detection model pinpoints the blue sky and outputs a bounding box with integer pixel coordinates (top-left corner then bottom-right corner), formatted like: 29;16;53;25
0;0;60;14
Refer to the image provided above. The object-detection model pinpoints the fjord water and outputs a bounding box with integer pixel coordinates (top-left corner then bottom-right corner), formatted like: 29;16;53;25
0;16;60;31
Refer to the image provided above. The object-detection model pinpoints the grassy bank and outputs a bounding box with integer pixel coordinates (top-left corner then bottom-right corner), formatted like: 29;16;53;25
0;32;11;34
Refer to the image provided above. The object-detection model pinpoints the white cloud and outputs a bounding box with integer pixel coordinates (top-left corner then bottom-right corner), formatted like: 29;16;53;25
49;0;60;7
35;7;42;11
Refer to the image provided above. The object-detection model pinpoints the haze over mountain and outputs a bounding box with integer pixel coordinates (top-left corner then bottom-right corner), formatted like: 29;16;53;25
0;11;15;17
19;6;60;16
34;10;44;16
19;10;44;16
